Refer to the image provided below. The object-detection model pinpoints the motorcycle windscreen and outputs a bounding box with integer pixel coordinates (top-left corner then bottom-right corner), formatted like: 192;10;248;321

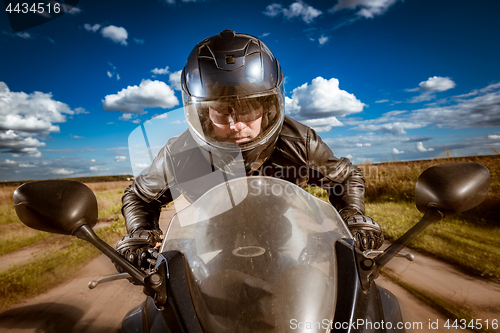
161;176;351;333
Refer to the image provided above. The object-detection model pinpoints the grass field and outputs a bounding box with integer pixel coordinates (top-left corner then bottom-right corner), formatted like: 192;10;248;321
362;155;500;281
361;154;499;224
0;181;131;257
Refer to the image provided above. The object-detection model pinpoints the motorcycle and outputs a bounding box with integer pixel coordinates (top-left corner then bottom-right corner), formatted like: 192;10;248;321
12;160;490;332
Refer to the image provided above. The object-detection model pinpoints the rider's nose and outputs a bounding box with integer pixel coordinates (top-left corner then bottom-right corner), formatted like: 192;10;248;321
230;121;246;131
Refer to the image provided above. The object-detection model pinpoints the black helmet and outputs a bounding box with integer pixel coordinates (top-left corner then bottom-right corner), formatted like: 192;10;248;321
181;30;285;174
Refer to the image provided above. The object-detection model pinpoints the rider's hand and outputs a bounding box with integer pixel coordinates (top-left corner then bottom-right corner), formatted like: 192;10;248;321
115;229;162;274
345;214;384;251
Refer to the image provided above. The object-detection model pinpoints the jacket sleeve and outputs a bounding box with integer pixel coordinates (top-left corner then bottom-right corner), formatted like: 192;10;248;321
121;143;181;234
307;130;365;221
122;185;178;233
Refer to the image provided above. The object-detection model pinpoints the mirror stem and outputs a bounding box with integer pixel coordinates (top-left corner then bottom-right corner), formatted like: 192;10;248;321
74;224;147;286
371;207;444;279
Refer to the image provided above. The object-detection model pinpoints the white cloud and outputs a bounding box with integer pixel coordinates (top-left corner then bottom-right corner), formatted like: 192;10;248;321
286;77;366;120
136;163;150;168
169;70;183;91
261;32;271;37
416;142;434;152
488;135;500;140
0;82;80;132
264;1;322;24
319;35;329;45
115;156;127;162
393;148;404;154
301;116;343;133
13;148;42;157
16;32;31;39
107;71;113;78
410;82;500;128
0;130;45;149
119;113;135;121
329;0;399;18
407;76;456;103
152;66;170;75
101;25;128;45
103;79;179;113
375;99;389;103
53;168;74;175
353;122;424;135
264;3;284;17
419;76;456;92
408;91;434;103
455;82;500;99
67;6;81;14
90;166;99;171
0;82;84;156
84;23;101;33
153;113;168;120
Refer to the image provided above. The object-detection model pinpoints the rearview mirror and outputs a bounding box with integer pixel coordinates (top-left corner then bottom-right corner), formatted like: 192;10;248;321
415;162;490;215
13;180;98;235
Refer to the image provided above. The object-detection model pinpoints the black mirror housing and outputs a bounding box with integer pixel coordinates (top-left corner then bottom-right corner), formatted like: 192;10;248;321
13;180;98;235
415;162;490;216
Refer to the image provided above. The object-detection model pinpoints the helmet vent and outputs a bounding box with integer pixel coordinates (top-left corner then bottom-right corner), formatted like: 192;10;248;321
219;30;235;39
225;55;235;64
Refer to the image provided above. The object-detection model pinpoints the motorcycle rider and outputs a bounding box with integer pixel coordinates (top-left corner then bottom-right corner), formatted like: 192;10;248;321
116;30;384;272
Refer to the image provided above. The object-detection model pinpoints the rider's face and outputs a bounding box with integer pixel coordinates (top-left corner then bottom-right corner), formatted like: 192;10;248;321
209;104;263;144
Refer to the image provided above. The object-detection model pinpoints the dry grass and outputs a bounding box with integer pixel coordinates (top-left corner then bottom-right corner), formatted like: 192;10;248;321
0;224;52;257
0;186;16;207
0;181;130;256
0;186;17;226
85;180;131;193
360;155;500;223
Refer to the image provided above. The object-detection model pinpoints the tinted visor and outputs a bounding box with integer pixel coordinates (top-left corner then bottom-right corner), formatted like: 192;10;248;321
208;98;265;125
184;87;284;151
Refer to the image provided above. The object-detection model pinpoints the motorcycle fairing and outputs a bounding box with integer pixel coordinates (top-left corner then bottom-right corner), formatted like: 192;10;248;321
333;239;405;333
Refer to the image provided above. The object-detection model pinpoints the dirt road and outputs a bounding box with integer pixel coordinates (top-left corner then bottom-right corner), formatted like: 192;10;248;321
0;199;498;332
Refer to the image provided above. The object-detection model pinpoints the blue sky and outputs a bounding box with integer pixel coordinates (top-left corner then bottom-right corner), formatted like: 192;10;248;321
1;0;500;181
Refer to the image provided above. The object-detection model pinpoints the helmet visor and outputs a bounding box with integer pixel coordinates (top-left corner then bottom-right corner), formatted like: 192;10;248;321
184;86;284;151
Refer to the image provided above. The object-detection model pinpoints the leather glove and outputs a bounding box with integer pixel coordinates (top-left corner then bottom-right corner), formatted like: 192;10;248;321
115;229;162;274
345;214;384;251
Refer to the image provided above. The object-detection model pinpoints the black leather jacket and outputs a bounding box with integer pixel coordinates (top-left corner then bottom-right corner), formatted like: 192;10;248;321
122;116;365;233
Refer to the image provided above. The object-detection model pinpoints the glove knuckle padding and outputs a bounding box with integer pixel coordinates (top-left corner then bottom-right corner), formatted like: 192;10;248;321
346;214;384;251
115;229;162;274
